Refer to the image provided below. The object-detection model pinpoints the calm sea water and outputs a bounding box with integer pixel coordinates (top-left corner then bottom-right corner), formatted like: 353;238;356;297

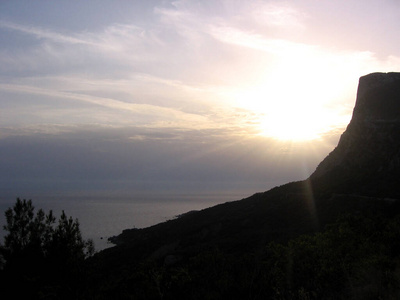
0;192;245;251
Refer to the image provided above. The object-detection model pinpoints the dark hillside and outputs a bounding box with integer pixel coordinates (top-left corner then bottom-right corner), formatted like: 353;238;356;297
94;180;400;264
86;72;400;299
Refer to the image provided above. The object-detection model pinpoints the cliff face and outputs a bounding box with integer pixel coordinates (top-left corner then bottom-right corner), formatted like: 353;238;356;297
352;72;400;122
310;72;400;196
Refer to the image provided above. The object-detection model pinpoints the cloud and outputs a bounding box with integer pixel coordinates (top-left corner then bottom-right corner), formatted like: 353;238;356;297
208;24;313;55
0;20;168;80
2;0;400;144
250;2;306;28
0;20;99;46
0;82;215;129
0;20;163;55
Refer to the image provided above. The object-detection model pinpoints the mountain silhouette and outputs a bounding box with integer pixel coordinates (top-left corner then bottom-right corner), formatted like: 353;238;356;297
88;72;400;298
103;72;400;252
310;72;400;197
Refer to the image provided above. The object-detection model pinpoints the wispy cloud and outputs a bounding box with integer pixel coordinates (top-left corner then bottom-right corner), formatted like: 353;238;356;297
0;82;212;127
250;2;306;28
0;20;162;53
0;20;99;46
208;25;313;55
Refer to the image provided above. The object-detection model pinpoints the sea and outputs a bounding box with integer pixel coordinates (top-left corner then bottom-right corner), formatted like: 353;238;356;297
0;191;249;252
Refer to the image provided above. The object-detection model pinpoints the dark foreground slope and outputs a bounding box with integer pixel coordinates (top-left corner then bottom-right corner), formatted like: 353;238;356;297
86;72;400;299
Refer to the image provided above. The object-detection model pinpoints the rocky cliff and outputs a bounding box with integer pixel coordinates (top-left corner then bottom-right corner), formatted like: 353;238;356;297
310;72;400;197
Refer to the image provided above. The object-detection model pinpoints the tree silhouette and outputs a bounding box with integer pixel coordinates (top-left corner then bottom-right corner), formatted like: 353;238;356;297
0;198;94;299
3;199;55;258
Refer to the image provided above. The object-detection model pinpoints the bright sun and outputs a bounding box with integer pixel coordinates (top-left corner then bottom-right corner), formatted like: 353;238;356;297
233;58;349;141
258;105;329;141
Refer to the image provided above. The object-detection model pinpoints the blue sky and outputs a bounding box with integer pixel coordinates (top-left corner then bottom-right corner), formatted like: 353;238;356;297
1;0;400;199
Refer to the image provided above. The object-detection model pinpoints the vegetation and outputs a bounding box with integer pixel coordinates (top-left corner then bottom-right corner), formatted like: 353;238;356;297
0;198;94;299
2;196;400;299
82;212;400;299
265;213;400;299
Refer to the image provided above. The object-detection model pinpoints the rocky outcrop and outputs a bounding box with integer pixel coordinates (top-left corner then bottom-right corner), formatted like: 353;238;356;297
352;72;400;122
310;72;400;196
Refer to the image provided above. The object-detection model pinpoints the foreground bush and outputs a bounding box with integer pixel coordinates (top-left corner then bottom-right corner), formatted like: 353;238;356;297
0;198;94;299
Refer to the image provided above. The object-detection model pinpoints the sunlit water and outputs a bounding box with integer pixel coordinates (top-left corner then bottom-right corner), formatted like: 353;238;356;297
0;192;243;251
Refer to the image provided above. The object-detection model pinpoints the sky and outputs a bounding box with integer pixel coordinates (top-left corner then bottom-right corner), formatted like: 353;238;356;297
1;0;400;201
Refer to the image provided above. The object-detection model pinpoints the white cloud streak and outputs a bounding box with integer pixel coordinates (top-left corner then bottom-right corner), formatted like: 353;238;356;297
0;20;99;46
208;25;313;55
0;83;211;127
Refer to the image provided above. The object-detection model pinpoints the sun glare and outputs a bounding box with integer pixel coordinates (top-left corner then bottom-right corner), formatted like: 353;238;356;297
258;106;328;141
234;55;349;141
